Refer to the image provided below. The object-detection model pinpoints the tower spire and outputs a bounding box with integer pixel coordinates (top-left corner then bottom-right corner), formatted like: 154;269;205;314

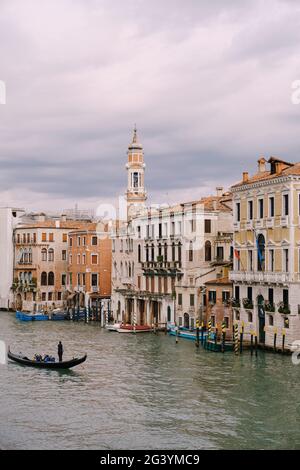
133;124;137;143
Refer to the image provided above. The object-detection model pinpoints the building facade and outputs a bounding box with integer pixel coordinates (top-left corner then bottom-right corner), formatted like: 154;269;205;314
230;157;300;350
67;222;112;312
12;214;90;312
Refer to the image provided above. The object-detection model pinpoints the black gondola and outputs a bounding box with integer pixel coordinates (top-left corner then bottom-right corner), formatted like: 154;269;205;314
7;348;87;369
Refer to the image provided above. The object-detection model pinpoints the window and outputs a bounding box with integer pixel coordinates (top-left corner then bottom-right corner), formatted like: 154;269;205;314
217;246;224;261
62;233;67;242
41;272;47;286
190;294;195;307
62;250;67;261
283;289;289;307
82;237;86;246
269;197;275;217
269;249;274;271
91;254;98;265
42;233;47;242
82;253;86;264
77;236;81;246
33;233;36;243
61;274;66;286
82;273;86;286
248;312;253;323
222;291;230;303
69;254;73;264
224;317;229;328
247;286;253;301
69;237;73;247
283;194;289;216
57;292;62;301
48;272;54;286
41;248;47;261
248;200;253;220
77;273;81;286
178;293;183;306
205;219;211;233
49;233;54;242
77;254;81;265
138;244;141;263
48;248;54;262
48;292;53;301
92;274;98;287
269;315;274;326
258;199;264;219
42;292;46;301
92;236;98;246
235;285;240;300
257;234;265;271
205;241;211;262
248;250;253;271
189;241;193;262
268;288;274;305
208;290;216;304
283;249;289;272
236;202;241;222
178;243;182;263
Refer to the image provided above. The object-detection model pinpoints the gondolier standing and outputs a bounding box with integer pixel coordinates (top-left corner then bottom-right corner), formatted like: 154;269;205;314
58;341;63;362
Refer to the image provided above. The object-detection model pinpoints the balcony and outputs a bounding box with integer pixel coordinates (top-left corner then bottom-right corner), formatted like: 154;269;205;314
278;302;291;315
242;298;253;310
229;271;294;284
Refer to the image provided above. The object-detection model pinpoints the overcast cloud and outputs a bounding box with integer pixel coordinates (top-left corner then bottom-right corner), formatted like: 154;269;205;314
1;0;300;211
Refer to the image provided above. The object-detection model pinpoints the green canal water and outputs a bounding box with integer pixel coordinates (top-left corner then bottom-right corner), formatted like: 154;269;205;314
0;311;300;450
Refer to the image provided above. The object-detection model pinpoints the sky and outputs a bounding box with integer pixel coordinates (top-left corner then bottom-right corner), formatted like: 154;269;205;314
1;0;300;213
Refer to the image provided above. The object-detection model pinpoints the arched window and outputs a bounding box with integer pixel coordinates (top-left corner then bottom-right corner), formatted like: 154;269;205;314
48;248;54;262
41;248;47;262
48;271;55;286
125;262;128;277
128;262;131;278
257;234;265;271
145;245;149;262
151;244;155;262
23;249;28;264
41;271;47;286
120;262;123;277
138;244;141;263
28;248;32;264
205;241;212;262
172;243;176;262
19;248;24;264
178;242;182;264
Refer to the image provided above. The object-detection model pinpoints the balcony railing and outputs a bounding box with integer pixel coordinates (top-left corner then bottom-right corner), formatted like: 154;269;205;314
141;261;182;270
229;271;296;284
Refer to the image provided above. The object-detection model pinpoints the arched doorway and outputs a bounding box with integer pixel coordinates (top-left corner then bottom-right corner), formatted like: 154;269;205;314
184;312;189;329
257;294;265;343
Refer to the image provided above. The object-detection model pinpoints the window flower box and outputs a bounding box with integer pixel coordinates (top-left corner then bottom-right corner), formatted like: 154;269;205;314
242;298;253;310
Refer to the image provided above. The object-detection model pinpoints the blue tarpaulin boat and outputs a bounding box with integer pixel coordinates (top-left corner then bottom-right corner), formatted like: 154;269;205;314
16;311;49;321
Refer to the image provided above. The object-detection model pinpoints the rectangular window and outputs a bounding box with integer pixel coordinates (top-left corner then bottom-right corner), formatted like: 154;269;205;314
208;291;216;304
57;292;62;301
222;291;230;303
69;237;73;247
283;194;289;216
82;237;86;246
62;250;67;261
248;250;253;271
77;254;81;265
33;233;36;243
269;249;274;271
268;288;274;305
77;236;81;246
236;202;241;222
92;236;98;246
48;292;52;301
283;249;289;272
235;285;240;300
82;273;86;286
82;253;86;264
269;197;275;217
62;233;67;242
283;289;289;307
248;200;253;220
49;233;54;242
190;294;195;307
91;254;98;265
217;246;224;260
247;286;253;301
91;274;98;287
77;273;81;286
69;254;73;264
61;274;66;286
258;199;264;219
178;293;183;306
42;292;46;301
205;219;211;233
69;273;72;287
42;233;47;242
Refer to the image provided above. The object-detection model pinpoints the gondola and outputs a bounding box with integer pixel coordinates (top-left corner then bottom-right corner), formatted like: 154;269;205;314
7;348;87;369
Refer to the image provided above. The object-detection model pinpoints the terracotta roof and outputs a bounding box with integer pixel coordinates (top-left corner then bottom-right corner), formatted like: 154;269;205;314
232;158;300;188
205;277;233;286
16;220;92;230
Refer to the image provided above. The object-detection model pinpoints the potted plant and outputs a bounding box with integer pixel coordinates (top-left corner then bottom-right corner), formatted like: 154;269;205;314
264;301;275;313
242;298;254;309
278;302;290;314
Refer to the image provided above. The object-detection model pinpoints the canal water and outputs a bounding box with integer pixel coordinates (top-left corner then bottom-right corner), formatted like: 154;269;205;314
0;311;300;450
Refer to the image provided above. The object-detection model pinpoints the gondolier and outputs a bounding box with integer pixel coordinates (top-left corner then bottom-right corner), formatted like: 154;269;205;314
58;341;63;362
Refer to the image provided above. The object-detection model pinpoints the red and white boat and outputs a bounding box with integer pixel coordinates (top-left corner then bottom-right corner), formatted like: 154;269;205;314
117;324;153;333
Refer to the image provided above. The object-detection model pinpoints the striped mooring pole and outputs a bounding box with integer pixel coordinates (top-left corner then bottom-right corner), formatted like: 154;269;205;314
133;312;137;334
234;323;239;355
282;328;286;354
208;320;212;341
195;320;200;348
240;321;244;354
221;320;226;353
274;327;278;353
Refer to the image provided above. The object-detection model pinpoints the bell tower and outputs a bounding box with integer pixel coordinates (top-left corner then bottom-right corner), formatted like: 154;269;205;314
126;126;147;219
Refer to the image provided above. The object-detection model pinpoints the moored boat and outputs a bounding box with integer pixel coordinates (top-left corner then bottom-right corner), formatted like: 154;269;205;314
168;327;208;341
105;322;122;332
117;324;153;333
7;348;87;369
16;311;49;321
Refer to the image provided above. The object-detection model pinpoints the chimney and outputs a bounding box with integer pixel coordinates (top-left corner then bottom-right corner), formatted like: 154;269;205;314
216;186;223;197
242;172;249;183
60;214;67;222
257;157;266;173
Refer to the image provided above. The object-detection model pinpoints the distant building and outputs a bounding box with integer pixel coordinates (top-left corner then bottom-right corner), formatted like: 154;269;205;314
230;157;300;350
0;207;25;309
13;214;91;312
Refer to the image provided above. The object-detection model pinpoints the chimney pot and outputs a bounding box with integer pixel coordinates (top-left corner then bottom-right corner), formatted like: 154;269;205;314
216;186;223;197
257;157;266;173
242;172;249;183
